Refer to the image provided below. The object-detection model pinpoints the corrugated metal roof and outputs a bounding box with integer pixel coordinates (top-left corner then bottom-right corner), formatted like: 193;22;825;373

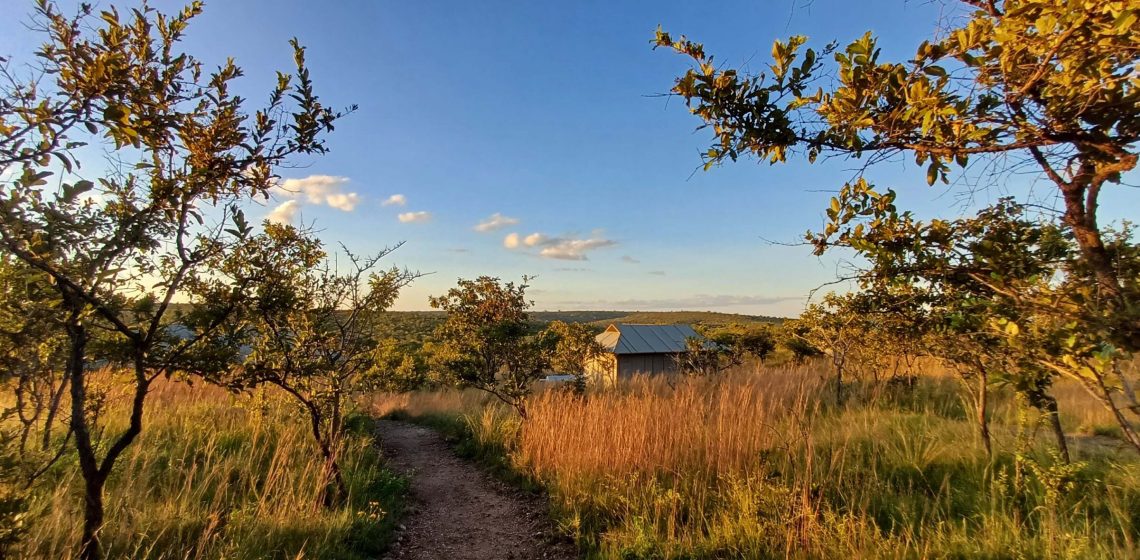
595;323;702;355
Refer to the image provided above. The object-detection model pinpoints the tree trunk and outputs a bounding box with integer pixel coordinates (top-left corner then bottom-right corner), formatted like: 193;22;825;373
42;376;69;451
304;399;347;507
81;472;107;560
320;444;347;509
1058;176;1140;350
977;369;992;459
65;316;102;560
832;353;845;406
1087;374;1140;455
1043;396;1071;464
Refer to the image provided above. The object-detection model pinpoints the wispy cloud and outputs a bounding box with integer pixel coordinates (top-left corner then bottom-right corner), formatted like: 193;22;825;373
267;200;301;225
382;194;407;207
504;231;617;261
398;211;432;224
554;267;593;272
621;255;641;264
474;213;519;232
648;270;666;276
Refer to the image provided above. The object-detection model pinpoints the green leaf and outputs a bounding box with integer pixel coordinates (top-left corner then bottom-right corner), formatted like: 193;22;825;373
922;65;947;78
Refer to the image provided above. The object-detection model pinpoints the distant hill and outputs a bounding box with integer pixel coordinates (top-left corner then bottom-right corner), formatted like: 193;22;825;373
160;308;783;344
372;310;785;344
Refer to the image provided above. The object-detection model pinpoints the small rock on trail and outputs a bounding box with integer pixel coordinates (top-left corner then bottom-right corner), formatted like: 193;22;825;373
376;420;578;560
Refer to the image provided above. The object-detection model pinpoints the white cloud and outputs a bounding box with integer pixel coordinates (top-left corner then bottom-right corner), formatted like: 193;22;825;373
398;211;432;223
621;255;640;264
270;175;361;218
474;213;519;233
538;238;617;260
504;230;617;261
648;270;666;276
267;200;301;225
382;194;407;207
326;192;360;211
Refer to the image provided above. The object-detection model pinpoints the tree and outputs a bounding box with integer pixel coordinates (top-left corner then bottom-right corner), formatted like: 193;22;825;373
819;193;1083;458
429;277;549;418
656;1;1139;456
226;223;416;507
542;320;603;392
655;1;1138;326
0;418;28;557
0;3;344;557
796;294;878;405
0;257;69;456
368;337;431;392
705;323;778;364
780;321;822;365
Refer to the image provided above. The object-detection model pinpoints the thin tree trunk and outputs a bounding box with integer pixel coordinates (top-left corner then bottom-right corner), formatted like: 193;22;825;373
271;381;348;507
1088;374;1140;455
42;375;68;451
66;316;102;560
304;397;346;507
977;368;992;459
833;354;845;406
1043;396;1071;463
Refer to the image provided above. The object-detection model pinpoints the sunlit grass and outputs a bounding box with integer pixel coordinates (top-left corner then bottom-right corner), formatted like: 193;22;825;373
373;361;1140;559
7;377;405;559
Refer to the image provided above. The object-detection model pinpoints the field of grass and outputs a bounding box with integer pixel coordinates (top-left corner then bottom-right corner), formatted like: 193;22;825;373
6;377;405;559
372;362;1140;559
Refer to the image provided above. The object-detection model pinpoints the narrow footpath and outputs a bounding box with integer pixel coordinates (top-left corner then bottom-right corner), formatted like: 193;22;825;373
376;420;578;560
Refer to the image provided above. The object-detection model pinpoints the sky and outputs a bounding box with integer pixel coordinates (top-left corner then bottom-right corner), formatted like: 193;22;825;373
2;1;1136;316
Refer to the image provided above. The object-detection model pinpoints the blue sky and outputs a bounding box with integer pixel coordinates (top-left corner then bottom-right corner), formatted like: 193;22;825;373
2;1;1136;316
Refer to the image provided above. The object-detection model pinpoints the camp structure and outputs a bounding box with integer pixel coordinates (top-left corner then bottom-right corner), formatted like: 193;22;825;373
585;323;702;386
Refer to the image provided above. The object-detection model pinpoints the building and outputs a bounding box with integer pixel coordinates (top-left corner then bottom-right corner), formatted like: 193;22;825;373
585;323;703;385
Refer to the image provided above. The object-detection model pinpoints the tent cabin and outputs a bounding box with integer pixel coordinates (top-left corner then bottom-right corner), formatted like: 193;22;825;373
586;323;702;386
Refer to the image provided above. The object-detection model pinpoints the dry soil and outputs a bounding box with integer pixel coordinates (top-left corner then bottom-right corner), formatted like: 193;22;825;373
376;420;578;560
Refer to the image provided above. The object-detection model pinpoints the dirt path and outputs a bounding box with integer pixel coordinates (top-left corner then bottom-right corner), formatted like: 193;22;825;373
376;420;578;560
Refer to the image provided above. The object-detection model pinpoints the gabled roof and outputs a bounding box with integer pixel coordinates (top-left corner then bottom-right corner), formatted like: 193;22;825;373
595;323;701;355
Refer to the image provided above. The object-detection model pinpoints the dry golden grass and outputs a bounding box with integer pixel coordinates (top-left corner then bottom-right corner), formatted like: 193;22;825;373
374;361;1140;559
518;367;821;482
6;376;403;559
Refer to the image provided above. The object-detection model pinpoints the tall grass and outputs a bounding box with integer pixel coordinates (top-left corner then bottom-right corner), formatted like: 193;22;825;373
7;377;405;559
375;362;1140;559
